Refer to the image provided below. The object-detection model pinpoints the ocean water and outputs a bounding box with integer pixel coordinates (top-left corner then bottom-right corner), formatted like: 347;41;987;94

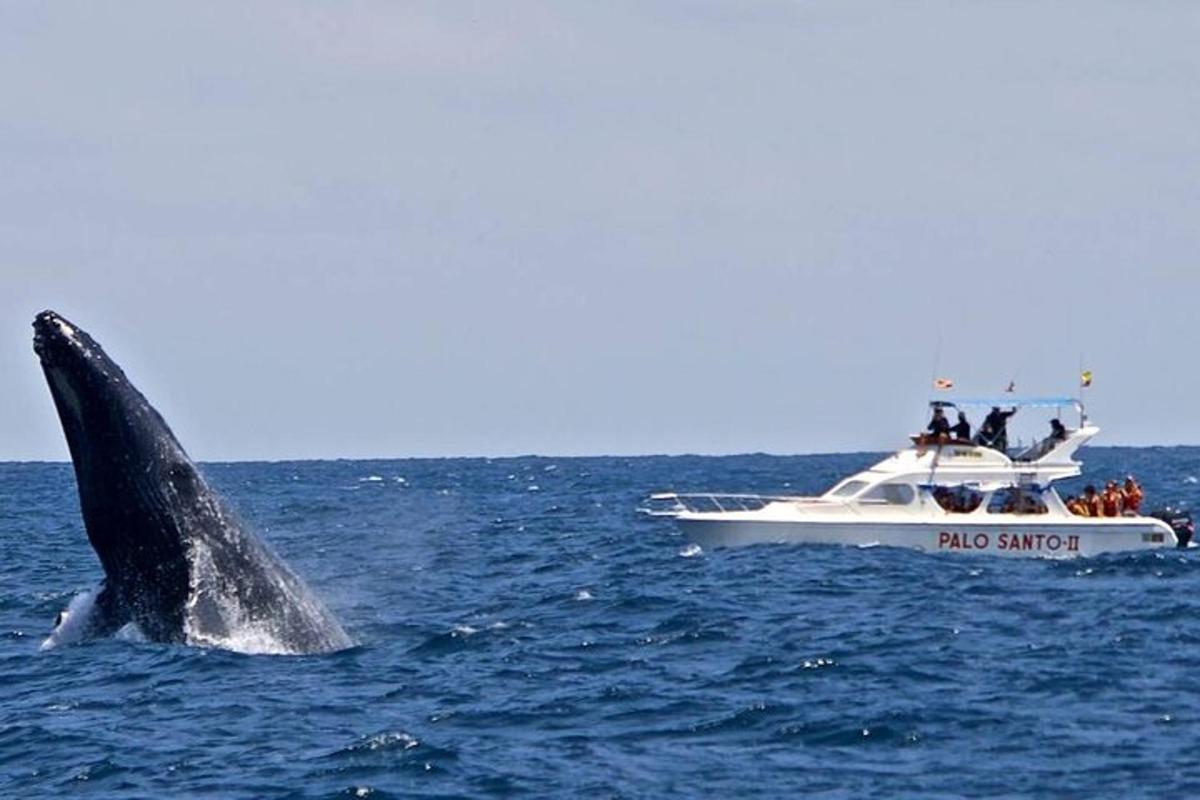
3;448;1200;798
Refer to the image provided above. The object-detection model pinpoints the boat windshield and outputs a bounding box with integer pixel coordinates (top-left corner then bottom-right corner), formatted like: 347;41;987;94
827;479;869;498
860;483;916;505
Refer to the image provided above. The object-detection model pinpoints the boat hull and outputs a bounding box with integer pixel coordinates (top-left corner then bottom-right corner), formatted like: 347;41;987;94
676;515;1176;557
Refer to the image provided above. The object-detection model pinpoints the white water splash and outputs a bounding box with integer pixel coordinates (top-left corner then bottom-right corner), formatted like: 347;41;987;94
361;732;419;751
115;622;148;643
678;544;703;558
185;622;303;656
182;536;291;655
181;525;352;656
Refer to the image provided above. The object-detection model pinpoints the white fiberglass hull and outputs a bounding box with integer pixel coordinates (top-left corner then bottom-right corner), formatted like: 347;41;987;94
676;513;1176;558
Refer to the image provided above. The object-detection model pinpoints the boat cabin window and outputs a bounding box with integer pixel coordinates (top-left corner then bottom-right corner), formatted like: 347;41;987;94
987;487;1049;515
933;487;983;513
859;483;915;505
827;479;869;498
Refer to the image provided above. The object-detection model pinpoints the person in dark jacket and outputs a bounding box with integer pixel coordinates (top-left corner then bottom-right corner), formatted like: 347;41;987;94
975;406;1017;451
927;407;951;437
951;411;971;441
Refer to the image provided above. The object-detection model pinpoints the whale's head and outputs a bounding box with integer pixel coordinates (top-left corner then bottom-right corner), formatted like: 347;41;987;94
33;309;98;363
33;310;176;462
35;310;128;428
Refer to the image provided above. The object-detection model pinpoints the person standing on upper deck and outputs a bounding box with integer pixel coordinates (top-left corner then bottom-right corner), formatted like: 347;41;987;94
976;406;1017;451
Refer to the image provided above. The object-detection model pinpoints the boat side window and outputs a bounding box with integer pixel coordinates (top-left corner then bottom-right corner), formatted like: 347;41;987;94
859;483;915;505
827;479;869;498
987;487;1049;515
933;487;983;513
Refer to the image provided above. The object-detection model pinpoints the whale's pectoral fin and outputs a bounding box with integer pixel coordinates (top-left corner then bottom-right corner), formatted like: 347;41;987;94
47;582;133;648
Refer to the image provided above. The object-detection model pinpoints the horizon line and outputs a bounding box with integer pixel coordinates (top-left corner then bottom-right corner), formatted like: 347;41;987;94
4;440;1200;466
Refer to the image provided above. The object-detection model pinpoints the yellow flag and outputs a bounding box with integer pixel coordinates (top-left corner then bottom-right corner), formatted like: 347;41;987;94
1081;370;1093;388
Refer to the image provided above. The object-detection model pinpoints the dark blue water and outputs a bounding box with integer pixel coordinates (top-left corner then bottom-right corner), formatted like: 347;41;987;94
4;448;1200;798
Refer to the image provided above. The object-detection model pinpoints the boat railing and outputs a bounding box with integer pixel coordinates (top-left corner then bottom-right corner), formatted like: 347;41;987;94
639;492;796;517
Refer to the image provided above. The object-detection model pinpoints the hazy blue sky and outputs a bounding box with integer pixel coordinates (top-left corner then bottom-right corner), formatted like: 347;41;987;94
4;1;1198;461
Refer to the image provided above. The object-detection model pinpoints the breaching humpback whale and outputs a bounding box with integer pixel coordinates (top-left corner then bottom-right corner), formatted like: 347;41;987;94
34;310;352;654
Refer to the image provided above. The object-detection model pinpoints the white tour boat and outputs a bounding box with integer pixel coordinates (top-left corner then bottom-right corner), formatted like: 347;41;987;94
643;398;1194;558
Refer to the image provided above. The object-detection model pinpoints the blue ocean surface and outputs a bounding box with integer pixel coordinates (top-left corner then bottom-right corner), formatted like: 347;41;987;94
3;448;1200;798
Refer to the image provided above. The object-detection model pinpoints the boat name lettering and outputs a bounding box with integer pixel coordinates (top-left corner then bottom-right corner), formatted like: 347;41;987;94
950;449;983;458
937;531;1080;553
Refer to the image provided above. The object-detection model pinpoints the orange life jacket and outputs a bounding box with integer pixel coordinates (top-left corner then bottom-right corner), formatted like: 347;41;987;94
1083;495;1101;517
1122;486;1143;513
1101;489;1121;517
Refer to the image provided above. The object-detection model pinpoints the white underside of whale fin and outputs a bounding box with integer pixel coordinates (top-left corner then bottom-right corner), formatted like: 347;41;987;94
41;586;143;650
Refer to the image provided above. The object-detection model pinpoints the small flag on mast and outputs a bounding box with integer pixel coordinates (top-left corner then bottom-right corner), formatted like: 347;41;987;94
934;377;954;390
1081;370;1093;388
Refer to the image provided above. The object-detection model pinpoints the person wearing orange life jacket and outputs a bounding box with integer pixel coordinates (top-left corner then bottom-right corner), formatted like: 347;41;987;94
1101;481;1123;517
1121;476;1144;515
1080;485;1101;517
